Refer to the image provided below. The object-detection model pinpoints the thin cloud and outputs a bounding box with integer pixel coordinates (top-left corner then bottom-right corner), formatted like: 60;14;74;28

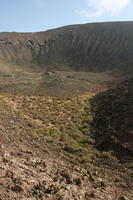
77;0;131;18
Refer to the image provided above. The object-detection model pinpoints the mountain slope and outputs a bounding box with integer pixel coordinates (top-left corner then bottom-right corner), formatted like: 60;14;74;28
91;78;133;157
0;22;133;71
0;21;133;200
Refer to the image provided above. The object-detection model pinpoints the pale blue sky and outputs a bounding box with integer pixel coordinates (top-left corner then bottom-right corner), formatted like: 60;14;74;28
0;0;133;32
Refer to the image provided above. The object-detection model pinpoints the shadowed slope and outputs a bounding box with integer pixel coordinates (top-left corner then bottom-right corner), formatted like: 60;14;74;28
91;78;133;157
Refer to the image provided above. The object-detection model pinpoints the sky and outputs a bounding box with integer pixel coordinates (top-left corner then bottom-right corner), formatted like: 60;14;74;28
0;0;133;32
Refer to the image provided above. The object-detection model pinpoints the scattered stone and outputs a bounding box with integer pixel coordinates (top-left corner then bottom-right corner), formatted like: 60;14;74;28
60;171;73;184
119;195;129;200
10;184;23;193
0;138;132;200
100;181;107;188
88;174;95;182
45;184;59;194
74;178;82;186
28;157;46;168
85;191;96;199
97;178;107;188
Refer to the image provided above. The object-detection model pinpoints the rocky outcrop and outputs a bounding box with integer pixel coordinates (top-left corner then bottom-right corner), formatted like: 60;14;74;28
1;22;133;71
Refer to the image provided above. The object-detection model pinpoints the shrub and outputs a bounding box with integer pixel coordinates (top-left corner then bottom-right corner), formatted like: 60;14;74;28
64;138;81;153
102;151;117;161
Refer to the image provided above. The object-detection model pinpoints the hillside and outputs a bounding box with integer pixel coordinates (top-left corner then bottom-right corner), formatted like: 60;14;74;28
0;22;133;71
0;21;133;199
0;93;132;200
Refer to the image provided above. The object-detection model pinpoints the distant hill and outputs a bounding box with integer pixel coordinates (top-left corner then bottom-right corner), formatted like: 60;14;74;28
0;21;133;71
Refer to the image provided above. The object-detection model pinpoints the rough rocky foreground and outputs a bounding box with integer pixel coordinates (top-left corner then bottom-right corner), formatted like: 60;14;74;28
0;139;132;200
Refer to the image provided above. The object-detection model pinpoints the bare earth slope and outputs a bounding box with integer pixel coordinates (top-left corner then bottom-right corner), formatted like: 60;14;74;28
0;21;133;71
